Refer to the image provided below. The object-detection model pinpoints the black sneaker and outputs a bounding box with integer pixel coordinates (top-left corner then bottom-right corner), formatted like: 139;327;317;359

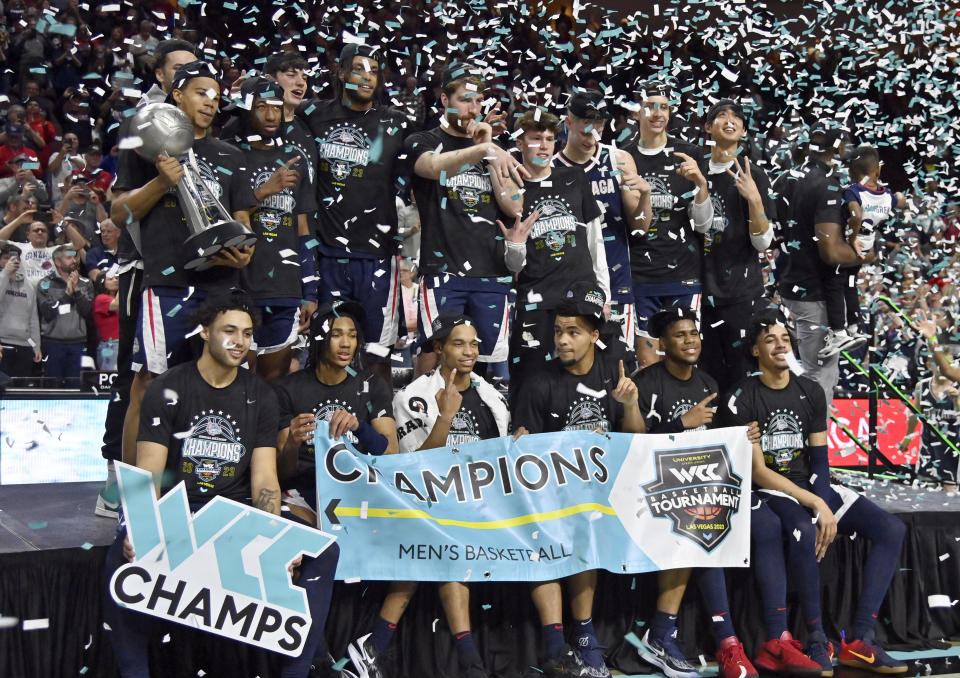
541;646;589;677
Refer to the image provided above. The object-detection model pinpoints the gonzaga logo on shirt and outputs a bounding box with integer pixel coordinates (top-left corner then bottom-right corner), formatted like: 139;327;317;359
563;397;610;432
182;411;246;491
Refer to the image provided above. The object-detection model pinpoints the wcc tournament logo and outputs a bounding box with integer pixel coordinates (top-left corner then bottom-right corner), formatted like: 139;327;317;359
318;122;371;185
641;445;742;551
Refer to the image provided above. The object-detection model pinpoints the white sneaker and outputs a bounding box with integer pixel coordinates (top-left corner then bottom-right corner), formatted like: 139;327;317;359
843;325;869;351
818;329;851;358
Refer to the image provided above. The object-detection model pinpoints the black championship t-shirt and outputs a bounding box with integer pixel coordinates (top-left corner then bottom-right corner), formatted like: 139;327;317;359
282;113;319;187
115;135;251;293
512;356;624;433
137;362;280;504
306;100;410;259
700;158;776;305
234;144;315;300
635;362;718;432
406;127;510;282
628;139;704;284
273;369;393;479
721;373;827;486
446;385;499;445
519;166;603;309
772;159;845;302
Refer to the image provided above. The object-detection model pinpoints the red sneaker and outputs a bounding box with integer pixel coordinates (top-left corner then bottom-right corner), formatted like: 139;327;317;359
754;631;823;677
717;636;759;678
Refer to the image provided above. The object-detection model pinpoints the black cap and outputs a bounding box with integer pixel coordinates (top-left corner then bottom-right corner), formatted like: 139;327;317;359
227;76;284;112
310;299;367;339
429;312;474;341
339;43;382;69
809;125;846;153
556;281;606;326
568;90;607;120
648;307;699;339
704;98;745;125
5;122;22;135
9;152;29;163
634;76;676;100
171;60;219;92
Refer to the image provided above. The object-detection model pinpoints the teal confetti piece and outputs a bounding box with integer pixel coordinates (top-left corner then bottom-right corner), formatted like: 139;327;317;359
81;542;94;550
28;521;48;529
166;304;182;317
162;266;176;276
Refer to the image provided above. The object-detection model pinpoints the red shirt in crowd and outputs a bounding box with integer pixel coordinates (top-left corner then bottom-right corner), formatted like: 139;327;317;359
94;294;119;341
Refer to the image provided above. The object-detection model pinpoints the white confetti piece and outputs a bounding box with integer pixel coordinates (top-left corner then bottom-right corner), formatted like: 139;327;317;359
22;618;49;631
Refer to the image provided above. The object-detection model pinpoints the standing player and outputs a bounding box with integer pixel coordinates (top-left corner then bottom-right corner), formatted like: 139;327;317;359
819;146;906;358
507;109;608;393
96;38;198;518
305;44;411;383
633;308;758;678
111;60;255;471
772;127;870;403
348;313;509;678
228;77;317;380
102;292;340;678
264;52;318;189
698;99;776;392
274;300;397;526
723;312;907;676
513;284;645;678
553;90;652;353
406;61;528;375
626;80;713;368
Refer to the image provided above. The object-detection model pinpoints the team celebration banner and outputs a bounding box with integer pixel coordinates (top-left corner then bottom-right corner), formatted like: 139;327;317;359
110;463;337;656
315;423;753;582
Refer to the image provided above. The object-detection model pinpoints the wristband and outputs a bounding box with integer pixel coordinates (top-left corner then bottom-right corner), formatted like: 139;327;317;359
355;419;388;455
298;235;319;302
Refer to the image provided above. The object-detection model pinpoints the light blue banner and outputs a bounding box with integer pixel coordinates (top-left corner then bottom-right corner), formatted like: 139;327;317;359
314;422;752;582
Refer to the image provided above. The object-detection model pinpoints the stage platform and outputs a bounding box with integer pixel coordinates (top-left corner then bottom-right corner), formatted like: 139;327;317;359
1;478;958;678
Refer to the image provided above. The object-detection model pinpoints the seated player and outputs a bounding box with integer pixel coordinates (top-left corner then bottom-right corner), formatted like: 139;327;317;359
513;283;645;678
102;292;340;678
633;308;757;678
723;311;907;676
347;313;510;678
273;300;398;526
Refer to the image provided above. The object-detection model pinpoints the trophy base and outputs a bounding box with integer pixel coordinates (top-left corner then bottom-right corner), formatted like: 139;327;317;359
183;221;257;271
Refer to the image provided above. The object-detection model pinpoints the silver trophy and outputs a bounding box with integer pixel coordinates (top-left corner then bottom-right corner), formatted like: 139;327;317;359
129;102;256;271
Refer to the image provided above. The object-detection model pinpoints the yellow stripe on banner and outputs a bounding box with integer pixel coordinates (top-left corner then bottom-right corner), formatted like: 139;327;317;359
335;502;617;529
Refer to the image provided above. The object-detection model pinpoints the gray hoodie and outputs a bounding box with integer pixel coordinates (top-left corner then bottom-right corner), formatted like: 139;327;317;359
0;267;41;348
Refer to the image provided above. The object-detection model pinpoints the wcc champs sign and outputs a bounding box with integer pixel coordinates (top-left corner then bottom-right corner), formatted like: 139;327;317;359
109;463;337;656
316;423;752;582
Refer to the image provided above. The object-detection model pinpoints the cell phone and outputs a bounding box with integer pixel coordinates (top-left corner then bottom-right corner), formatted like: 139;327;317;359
36;202;52;223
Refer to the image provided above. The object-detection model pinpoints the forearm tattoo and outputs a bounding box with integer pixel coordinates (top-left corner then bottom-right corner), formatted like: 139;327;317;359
255;488;280;514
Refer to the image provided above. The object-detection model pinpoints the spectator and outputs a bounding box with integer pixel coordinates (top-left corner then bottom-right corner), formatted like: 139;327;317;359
130;21;160;75
0;217;87;287
0;124;40;178
46;132;84;201
57;170;108;245
0;244;42;381
0;153;48;208
92;273;119;370
11;11;51;85
396;193;420;261
36;243;94;385
83;218;119;282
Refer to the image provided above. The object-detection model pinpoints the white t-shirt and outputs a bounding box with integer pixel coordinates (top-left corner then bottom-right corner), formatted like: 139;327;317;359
18;243;58;287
